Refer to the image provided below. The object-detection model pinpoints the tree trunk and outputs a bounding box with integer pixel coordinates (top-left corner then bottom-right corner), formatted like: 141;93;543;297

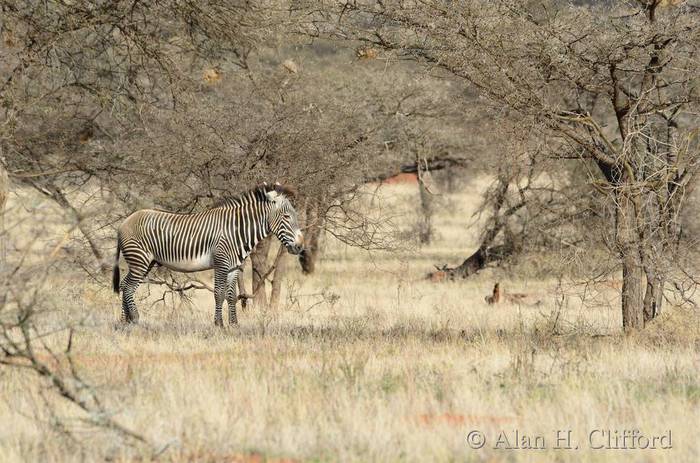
617;194;645;332
251;236;272;308
418;178;434;244
621;251;645;331
299;201;323;274
643;274;664;322
269;245;287;309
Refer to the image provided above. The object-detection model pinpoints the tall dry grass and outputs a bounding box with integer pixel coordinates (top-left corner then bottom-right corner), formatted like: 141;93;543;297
1;180;699;462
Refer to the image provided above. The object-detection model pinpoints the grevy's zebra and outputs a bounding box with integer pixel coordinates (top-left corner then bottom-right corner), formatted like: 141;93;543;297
112;183;304;325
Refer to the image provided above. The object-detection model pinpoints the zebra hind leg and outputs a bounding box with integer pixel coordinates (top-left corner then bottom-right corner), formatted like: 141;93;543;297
120;261;155;323
121;271;144;323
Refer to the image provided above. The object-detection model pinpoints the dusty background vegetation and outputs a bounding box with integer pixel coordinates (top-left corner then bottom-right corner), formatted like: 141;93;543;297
2;181;699;462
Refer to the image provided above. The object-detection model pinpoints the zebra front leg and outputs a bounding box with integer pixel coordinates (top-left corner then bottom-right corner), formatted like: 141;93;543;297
213;268;228;327
226;268;241;325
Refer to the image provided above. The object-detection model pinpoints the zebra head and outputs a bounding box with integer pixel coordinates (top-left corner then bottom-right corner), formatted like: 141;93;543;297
265;185;304;255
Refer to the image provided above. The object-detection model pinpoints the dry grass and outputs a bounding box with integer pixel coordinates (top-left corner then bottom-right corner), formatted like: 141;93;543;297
1;180;699;462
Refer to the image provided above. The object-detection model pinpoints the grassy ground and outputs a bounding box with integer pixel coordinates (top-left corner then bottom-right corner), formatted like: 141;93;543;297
1;181;699;462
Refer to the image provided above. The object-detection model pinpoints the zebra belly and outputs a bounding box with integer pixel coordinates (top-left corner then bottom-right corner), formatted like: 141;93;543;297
157;254;213;272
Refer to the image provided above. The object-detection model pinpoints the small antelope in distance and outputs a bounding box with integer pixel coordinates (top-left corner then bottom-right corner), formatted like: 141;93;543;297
112;183;304;326
484;282;542;306
484;282;502;304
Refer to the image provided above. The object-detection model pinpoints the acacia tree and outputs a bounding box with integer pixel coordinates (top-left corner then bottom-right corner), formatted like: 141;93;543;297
1;1;449;307
0;1;282;266
306;0;700;330
0;1;372;444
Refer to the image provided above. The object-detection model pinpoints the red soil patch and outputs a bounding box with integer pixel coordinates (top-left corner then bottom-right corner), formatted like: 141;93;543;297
28;352;236;384
416;413;516;427
381;172;418;185
33;351;234;367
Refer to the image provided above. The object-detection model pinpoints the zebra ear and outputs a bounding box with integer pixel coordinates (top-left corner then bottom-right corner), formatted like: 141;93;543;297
273;183;297;198
265;189;281;202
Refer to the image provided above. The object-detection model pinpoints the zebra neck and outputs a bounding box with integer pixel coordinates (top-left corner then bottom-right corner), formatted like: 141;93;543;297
235;203;273;258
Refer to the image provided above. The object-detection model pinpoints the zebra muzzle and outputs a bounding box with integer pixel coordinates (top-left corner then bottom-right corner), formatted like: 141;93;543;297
286;243;304;255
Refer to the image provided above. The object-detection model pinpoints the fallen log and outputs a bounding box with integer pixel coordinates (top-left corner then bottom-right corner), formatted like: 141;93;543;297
427;243;517;282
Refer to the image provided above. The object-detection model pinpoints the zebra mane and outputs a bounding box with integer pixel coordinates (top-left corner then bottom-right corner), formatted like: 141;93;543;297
214;183;296;208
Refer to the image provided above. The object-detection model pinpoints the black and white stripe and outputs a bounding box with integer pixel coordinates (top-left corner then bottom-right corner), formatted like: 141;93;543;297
112;184;303;325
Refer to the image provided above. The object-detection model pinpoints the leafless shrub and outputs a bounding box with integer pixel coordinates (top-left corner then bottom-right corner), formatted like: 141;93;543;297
306;0;700;330
0;203;151;456
1;1;462;308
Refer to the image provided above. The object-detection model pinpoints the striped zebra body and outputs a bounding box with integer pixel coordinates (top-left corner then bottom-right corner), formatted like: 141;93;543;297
113;185;303;325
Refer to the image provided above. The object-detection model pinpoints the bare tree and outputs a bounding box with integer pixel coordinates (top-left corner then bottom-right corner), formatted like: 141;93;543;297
1;1;446;302
1;201;150;453
0;3;447;448
307;0;700;330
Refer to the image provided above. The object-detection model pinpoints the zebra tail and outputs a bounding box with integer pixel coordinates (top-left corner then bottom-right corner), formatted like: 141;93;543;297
112;240;121;294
